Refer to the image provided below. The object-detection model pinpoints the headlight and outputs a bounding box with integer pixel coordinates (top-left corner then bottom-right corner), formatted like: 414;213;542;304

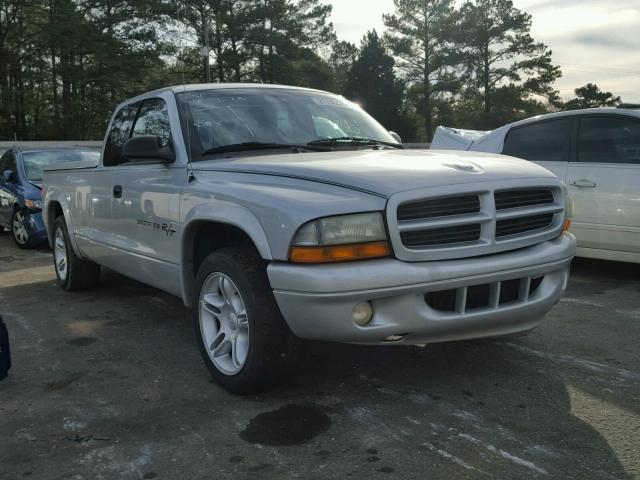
290;212;391;263
563;191;573;232
25;199;43;210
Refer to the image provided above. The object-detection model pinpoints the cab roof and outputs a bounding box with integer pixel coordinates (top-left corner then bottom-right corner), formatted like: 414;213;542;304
124;83;332;105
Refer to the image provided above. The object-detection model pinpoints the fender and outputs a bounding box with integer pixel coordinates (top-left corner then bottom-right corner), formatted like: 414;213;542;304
43;187;84;259
180;201;273;307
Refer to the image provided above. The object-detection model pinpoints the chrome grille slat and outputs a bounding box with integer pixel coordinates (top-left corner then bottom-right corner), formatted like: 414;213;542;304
397;212;492;232
495;203;563;220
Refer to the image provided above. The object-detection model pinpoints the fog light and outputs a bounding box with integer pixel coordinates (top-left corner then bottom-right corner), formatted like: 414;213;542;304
352;302;373;326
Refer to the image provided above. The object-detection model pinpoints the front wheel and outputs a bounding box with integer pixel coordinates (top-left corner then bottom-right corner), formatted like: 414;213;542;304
194;247;303;394
53;216;101;291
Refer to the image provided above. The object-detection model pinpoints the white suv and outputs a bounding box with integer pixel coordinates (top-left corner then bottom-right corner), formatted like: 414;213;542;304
432;105;640;264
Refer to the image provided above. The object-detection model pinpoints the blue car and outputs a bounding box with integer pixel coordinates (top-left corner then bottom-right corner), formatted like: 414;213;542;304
0;147;100;248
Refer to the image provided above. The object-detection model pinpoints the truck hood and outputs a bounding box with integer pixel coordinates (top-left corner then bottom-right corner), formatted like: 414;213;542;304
192;149;558;197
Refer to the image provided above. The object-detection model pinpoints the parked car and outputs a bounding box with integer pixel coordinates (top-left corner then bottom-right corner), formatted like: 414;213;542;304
0;148;100;248
432;105;640;264
43;84;575;393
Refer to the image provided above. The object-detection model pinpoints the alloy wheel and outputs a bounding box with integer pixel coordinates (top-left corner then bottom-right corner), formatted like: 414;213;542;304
199;272;250;375
12;211;28;245
54;227;68;281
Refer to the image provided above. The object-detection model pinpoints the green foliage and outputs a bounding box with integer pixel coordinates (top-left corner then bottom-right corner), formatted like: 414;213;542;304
343;30;415;140
383;0;460;140
0;0;623;142
0;0;169;140
564;83;621;110
329;40;358;95
456;0;562;129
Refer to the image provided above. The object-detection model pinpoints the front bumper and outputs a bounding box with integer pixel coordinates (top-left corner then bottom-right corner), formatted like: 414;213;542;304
268;233;576;345
23;210;48;244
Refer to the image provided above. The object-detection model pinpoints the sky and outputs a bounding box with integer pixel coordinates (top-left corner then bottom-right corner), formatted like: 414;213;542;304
328;0;640;102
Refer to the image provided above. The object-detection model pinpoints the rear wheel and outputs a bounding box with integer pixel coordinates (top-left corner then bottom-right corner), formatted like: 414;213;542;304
194;246;303;394
11;208;31;249
53;216;101;291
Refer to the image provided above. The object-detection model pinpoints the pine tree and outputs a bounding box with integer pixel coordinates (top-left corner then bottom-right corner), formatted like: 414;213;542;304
565;83;621;110
383;0;459;140
457;0;561;129
344;31;410;137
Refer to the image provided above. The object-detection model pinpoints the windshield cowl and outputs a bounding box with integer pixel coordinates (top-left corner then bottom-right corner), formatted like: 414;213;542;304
200;142;331;157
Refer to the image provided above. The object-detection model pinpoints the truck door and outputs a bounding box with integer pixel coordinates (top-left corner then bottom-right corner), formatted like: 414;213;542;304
109;97;186;295
567;114;640;255
88;102;138;261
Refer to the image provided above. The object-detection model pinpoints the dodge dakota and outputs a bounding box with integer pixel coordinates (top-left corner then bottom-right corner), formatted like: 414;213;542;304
43;84;576;393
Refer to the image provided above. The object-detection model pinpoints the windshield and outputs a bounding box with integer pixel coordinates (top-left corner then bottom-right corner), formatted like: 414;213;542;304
177;88;400;161
22;150;100;182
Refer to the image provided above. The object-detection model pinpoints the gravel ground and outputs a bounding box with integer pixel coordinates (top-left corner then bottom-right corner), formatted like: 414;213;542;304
0;231;638;480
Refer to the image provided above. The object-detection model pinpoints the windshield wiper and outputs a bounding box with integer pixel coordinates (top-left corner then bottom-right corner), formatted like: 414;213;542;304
201;142;329;156
307;136;403;149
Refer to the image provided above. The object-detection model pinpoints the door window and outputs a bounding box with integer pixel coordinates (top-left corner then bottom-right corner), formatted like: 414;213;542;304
131;98;171;148
578;116;640;164
502;118;572;162
104;103;138;166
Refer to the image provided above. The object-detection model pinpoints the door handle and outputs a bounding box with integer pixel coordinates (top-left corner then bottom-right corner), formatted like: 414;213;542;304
113;185;123;198
570;179;596;188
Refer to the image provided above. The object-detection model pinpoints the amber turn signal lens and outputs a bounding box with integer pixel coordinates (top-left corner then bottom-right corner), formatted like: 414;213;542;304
562;219;572;232
290;241;391;263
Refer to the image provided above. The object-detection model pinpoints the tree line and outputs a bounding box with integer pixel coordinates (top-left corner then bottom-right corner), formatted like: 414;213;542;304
0;0;624;142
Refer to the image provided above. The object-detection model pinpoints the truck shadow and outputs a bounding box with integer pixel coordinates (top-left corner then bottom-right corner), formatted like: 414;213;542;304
279;338;635;478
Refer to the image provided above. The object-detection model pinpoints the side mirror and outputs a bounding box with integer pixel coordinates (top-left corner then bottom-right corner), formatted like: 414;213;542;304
122;135;175;164
2;170;14;183
389;131;402;144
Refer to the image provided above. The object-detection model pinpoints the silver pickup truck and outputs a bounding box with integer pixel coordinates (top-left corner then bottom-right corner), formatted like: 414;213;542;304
43;84;576;393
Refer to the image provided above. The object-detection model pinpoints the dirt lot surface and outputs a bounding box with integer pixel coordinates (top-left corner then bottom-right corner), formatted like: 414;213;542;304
1;232;638;479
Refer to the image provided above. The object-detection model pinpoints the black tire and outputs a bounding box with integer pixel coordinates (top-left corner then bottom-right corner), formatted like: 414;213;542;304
11;208;32;249
194;246;303;394
53;216;101;291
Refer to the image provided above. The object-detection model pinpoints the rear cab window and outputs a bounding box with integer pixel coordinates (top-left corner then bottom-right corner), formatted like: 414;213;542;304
502;118;572;162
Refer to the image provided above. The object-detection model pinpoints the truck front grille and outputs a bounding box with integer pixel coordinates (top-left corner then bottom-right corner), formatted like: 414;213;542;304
400;224;481;248
425;276;545;313
496;213;554;238
495;188;554;210
397;195;480;221
389;182;564;261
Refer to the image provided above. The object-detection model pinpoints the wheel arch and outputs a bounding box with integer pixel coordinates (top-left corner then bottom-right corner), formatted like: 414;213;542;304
43;195;82;256
181;214;272;307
